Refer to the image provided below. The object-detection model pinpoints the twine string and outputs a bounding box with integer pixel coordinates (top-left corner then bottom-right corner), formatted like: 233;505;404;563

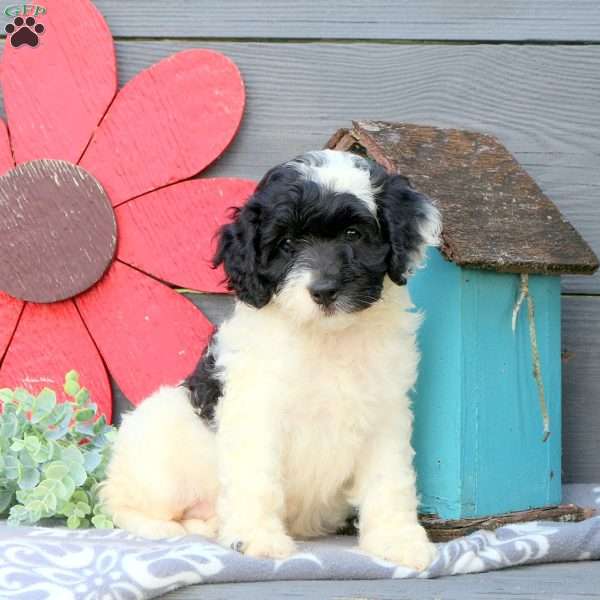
512;273;551;442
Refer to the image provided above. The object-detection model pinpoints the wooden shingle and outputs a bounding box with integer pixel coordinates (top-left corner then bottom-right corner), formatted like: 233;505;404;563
327;121;599;275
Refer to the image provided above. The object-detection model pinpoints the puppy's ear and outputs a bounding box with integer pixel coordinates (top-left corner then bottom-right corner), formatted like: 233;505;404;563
376;175;441;285
214;163;299;308
213;200;275;308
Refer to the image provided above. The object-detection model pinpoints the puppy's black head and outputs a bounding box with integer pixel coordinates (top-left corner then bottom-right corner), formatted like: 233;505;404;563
214;150;440;316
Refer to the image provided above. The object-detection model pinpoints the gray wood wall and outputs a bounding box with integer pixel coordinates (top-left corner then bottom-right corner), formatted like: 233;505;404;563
80;2;600;482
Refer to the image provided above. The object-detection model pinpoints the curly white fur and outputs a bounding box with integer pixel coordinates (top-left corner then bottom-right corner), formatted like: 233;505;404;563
290;149;381;215
102;278;437;570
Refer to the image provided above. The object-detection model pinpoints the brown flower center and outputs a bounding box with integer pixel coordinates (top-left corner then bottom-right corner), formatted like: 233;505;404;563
0;159;116;303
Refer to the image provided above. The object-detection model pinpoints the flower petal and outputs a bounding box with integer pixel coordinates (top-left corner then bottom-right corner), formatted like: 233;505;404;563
0;300;112;420
0;118;14;175
80;49;245;206
116;178;255;292
75;261;213;406
0;292;24;364
1;0;116;163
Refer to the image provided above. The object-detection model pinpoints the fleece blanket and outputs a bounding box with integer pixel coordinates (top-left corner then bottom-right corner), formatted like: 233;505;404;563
0;484;598;600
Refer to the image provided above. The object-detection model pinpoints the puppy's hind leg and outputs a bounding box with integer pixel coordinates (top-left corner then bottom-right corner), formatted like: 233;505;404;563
101;385;219;540
110;507;187;539
181;517;219;538
180;499;219;538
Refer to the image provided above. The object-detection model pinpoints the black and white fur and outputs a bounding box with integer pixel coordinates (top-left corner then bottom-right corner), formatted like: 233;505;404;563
102;150;441;570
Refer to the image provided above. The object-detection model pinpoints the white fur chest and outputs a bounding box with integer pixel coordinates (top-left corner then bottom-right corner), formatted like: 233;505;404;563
279;342;389;535
213;282;421;537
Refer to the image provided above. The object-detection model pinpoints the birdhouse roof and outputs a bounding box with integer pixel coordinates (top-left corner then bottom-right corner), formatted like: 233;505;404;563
327;121;599;275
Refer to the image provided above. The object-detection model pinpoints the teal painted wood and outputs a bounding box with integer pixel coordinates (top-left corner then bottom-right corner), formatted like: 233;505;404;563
409;249;562;519
409;250;464;517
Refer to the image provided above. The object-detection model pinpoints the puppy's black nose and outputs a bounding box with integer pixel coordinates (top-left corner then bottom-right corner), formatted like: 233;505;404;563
309;280;339;306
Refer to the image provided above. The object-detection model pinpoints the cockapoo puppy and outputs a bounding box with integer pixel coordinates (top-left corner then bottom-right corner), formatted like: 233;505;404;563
102;149;441;570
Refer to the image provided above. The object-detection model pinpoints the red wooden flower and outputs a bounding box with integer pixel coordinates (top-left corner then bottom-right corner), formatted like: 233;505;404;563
0;0;256;421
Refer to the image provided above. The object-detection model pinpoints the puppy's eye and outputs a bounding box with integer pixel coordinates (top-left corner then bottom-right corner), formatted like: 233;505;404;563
344;227;362;241
280;238;296;254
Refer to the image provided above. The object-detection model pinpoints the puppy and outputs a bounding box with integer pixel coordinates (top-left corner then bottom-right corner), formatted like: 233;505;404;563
101;149;441;570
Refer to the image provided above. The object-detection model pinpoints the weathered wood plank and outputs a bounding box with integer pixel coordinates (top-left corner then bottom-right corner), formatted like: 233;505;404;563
80;49;245;207
185;292;235;325
94;1;600;42
0;292;22;365
160;562;600;600
0;301;113;420
116;179;255;292
2;0;116;164
90;41;600;293
562;295;600;483
0;118;13;176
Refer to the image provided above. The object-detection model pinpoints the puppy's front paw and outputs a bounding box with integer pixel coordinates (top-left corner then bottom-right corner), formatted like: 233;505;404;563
245;530;297;559
360;523;437;571
222;530;297;560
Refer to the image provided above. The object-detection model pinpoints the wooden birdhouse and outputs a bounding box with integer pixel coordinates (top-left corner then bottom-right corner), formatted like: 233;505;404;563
328;121;599;520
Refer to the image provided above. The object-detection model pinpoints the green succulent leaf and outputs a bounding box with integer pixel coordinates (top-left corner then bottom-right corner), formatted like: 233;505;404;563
0;388;14;403
1;412;19;438
72;490;89;504
61;475;76;501
43;461;70;481
19;449;36;468
18;467;40;490
27;498;46;514
46;406;73;440
10;439;25;452
31;440;53;464
66;514;80;529
83;450;102;473
60;501;75;517
0;490;14;515
61;446;84;465
8;504;28;525
93;416;107;433
91;515;114;529
47;402;71;424
74;501;91;518
75;422;95;436
75;408;95;422
30;388;57;423
23;436;41;456
16;489;31;504
5;455;20;480
65;370;80;383
63;379;80;398
70;464;88;487
74;388;90;406
14;388;33;409
46;424;69;441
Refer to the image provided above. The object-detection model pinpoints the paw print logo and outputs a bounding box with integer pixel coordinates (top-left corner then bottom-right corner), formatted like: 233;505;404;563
5;16;45;48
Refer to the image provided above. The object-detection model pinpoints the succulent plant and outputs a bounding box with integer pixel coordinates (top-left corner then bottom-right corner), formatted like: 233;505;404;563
0;371;115;528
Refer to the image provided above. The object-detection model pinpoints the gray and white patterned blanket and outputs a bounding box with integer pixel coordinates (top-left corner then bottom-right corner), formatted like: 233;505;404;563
1;485;598;600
